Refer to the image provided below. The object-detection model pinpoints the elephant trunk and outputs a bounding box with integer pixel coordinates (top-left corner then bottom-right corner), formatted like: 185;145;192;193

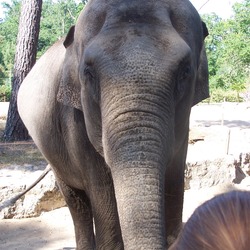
102;84;174;248
111;162;167;249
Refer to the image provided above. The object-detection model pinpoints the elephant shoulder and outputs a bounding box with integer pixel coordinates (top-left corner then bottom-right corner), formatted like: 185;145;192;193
18;39;66;138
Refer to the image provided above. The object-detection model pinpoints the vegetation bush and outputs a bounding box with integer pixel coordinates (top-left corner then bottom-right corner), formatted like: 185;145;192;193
202;0;250;98
207;89;244;103
0;84;11;102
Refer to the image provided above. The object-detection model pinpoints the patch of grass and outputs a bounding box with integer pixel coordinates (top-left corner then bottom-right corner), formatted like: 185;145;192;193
0;120;46;168
0;142;46;168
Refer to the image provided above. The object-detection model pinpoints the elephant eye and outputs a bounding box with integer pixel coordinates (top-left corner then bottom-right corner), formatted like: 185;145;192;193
175;63;192;102
82;65;100;103
180;65;191;80
84;66;95;79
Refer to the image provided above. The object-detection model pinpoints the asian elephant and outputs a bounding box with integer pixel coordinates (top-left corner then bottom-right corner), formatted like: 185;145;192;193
17;0;209;249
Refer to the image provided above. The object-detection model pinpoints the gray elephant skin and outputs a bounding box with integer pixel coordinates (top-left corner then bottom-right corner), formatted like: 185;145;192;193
18;0;209;249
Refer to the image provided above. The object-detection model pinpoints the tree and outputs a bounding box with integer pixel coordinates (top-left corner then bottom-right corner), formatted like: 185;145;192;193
217;0;250;93
0;0;21;89
0;0;85;84
202;0;250;101
3;0;43;141
38;0;84;55
201;14;224;82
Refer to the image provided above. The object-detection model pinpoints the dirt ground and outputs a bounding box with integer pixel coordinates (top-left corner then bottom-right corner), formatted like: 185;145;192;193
0;103;250;250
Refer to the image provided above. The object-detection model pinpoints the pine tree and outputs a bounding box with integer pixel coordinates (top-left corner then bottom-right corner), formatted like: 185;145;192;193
3;0;43;141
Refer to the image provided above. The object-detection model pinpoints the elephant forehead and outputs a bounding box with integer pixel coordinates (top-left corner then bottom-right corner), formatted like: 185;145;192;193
83;28;191;74
105;1;169;25
75;0;200;48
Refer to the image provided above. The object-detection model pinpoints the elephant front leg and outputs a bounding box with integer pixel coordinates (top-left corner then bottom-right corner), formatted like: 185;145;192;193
165;168;185;246
57;178;95;250
90;166;124;250
165;132;189;247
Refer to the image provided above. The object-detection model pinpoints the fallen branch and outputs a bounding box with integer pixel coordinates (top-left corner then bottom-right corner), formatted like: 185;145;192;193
0;164;51;211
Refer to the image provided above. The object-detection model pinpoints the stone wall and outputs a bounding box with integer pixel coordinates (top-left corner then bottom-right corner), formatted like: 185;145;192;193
1;152;249;219
185;153;250;190
0;165;65;219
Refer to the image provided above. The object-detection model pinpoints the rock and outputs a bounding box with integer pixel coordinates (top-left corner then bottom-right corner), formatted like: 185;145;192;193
0;156;249;219
0;165;65;219
185;157;234;190
188;125;231;161
185;153;250;190
235;176;250;191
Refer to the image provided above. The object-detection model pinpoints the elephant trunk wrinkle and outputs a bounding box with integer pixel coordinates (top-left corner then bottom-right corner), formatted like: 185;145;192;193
101;81;175;249
103;111;170;249
103;107;174;168
102;87;173;122
102;109;172;249
111;166;167;249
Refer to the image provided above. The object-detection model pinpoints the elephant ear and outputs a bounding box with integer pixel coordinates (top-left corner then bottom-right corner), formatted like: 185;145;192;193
192;22;209;106
63;26;75;48
57;26;82;111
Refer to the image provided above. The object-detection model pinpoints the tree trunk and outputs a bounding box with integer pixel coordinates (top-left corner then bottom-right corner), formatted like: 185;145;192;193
3;0;42;141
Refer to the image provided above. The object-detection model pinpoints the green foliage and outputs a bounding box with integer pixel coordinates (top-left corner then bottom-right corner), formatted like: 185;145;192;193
0;0;20;88
0;83;11;101
207;89;243;103
202;0;250;99
38;0;85;55
233;0;250;36
0;0;85;90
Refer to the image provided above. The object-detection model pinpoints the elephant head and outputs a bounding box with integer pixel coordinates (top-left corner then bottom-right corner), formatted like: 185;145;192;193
58;0;209;248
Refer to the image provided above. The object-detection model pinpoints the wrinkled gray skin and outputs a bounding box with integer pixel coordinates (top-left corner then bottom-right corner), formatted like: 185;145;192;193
18;0;209;249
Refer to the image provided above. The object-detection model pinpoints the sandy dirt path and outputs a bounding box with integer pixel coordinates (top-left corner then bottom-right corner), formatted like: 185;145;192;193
0;187;237;250
0;191;212;250
0;207;75;250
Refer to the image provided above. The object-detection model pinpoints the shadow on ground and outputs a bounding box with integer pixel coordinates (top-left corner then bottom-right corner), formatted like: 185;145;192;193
195;120;250;128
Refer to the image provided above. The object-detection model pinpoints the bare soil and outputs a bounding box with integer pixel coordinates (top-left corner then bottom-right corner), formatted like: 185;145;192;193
0;119;45;169
0;120;72;250
1;103;250;250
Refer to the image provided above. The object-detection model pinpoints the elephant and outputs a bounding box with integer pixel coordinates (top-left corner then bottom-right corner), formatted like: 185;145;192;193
17;0;209;249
